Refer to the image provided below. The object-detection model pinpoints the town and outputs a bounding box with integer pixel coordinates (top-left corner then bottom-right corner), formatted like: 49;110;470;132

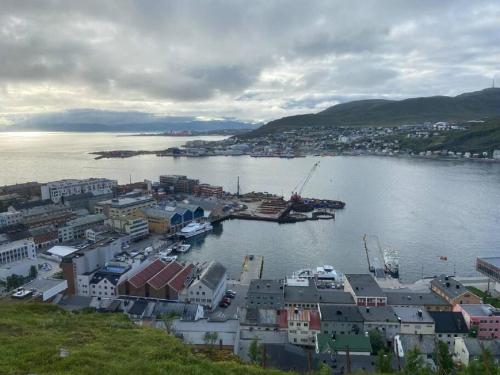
0;176;499;373
92;121;500;162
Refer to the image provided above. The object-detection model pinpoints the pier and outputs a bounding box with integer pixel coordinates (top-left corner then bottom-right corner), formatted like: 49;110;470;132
239;255;264;285
363;234;386;279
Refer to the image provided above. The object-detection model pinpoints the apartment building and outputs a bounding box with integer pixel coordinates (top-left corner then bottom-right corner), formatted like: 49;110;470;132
454;304;500;339
41;178;117;203
0;238;36;266
281;308;321;347
95;196;156;219
0;211;23;228
344;274;387;307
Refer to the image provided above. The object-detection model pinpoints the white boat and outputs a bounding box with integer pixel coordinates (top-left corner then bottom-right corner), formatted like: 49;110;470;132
175;244;191;253
160;255;178;262
179;222;213;238
293;265;343;282
158;248;173;258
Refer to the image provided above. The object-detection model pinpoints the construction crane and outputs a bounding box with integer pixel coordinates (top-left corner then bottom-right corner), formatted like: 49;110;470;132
291;161;320;202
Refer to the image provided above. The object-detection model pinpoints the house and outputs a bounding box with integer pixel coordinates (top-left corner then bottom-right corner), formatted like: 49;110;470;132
385;290;451;311
453;304;500;339
344;274;387;306
316;333;372;356
246;279;285;309
430;274;482;305
284;278;354;308
453;337;500;366
179;261;227;310
358;306;400;342
87;263;132;298
318;304;364;336
429;311;468;351
281;307;321;347
393;306;435;335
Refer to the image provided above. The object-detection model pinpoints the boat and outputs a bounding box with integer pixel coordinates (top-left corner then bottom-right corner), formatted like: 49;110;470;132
383;248;400;278
179;222;213;238
175;243;191;253
293;265;343;282
160;255;178;262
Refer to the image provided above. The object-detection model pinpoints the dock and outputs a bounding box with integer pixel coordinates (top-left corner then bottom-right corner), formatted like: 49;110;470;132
239;255;264;285
363;234;386;279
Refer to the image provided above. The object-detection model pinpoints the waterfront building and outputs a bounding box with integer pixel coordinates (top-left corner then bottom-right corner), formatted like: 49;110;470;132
138;207;183;234
159;175;200;194
344;274;387;306
193;183;224;198
179;261;227;310
58;214;106;242
61;191;114;212
476;257;500;295
246;279;285;309
41;178;117;203
284;279;354;308
385;290;452;311
392;306;435;335
80;263;132;298
431;274;482;305
453;337;500;366
318;304;364;336
94;195;156;219
429;311;469;351
453;304;500;339
107;216;149;240
280;307;321;347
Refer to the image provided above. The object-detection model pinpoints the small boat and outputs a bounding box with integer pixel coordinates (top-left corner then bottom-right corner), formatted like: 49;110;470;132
160;255;178;262
179;222;213;238
293;265;343;282
175;243;191;253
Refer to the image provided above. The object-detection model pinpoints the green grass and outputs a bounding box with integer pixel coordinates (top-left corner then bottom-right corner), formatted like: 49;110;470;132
0;302;286;375
467;286;500;308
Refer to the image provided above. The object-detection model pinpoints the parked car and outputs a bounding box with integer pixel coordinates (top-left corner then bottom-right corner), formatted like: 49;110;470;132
219;301;229;308
222;297;232;305
225;290;236;298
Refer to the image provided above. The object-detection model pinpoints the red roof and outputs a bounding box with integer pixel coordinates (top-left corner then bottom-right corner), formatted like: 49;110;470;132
148;261;183;290
128;259;166;288
168;264;195;291
309;310;321;331
278;309;288;328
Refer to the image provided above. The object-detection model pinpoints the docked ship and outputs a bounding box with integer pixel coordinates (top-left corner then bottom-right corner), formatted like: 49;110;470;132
179;222;213;238
293;265;344;282
383;248;399;279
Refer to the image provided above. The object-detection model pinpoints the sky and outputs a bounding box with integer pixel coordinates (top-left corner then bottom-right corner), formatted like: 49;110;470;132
1;0;499;126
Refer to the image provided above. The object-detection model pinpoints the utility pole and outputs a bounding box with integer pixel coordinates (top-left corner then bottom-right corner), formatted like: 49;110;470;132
237;176;240;197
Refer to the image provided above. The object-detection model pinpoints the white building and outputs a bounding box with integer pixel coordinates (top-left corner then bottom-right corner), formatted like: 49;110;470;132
107;217;149;240
58;214;106;242
41;178;117;203
0;239;36;266
180;261;227;310
0;211;23;228
393;306;435;335
493;150;500;160
285;308;321;347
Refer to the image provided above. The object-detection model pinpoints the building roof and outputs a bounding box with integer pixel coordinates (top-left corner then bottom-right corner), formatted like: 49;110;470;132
431;274;471;300
459;304;500;317
428;312;468;333
462;337;500;356
286;308;321;330
263;343;323;372
153;301;201;321
199;261;226;290
385;291;450;307
10;199;53;211
47;245;78;258
397;334;435;355
148;261;183;290
285;283;355;305
319;304;364;322
65;214;106;227
358;306;399;323
345;274;385;297
477;257;500;269
98;195;154;208
128;299;148;316
128;259;166;288
392;306;434;324
90;264;130;286
248;279;283;294
316;334;372;354
140;207;181;220
168;264;195;292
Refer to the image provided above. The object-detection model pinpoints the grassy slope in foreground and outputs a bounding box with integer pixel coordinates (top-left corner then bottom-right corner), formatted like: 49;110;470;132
0;303;284;375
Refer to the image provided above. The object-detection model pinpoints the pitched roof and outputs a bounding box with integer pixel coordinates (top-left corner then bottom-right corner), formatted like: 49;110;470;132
319;304;364;322
147;261;183;290
200;261;226;290
385;291;450;306
169;264;195;291
128;259;166;288
428;311;469;333
431;274;472;300
285;284;354;305
358;305;399;323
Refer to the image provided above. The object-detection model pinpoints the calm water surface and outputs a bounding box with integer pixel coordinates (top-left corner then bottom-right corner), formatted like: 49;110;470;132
1;132;499;282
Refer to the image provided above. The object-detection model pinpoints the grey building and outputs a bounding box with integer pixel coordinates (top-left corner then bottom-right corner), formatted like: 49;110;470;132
284;281;354;308
319;304;364;336
180;261;227;310
344;274;387;306
246;279;285;309
429;311;469;351
385;290;451;311
358;305;400;341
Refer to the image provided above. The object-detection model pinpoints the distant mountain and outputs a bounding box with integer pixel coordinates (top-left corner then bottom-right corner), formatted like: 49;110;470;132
3;109;259;132
247;88;500;137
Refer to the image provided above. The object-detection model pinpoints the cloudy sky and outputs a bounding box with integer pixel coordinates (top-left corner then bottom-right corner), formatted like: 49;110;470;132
1;0;499;125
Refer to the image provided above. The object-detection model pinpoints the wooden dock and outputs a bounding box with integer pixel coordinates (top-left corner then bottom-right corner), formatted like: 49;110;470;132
239;255;264;285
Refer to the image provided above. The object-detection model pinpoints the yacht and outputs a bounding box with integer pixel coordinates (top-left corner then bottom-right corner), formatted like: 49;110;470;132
175;243;191;253
293;265;343;282
160;255;178;262
179;222;213;238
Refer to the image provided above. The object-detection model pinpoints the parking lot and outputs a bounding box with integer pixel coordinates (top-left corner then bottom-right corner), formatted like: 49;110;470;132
208;282;248;321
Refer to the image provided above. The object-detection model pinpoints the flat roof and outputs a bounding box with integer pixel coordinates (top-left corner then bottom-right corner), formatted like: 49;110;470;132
47;245;78;257
392;306;434;324
345;274;385;297
385;291;450;306
460;304;499;317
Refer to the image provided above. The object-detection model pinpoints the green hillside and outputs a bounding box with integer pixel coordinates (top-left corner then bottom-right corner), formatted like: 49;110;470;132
0;303;284;375
398;117;500;153
249;88;500;136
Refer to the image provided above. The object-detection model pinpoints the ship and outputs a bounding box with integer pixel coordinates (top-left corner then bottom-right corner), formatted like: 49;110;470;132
293;265;344;282
383;247;399;279
179;222;213;238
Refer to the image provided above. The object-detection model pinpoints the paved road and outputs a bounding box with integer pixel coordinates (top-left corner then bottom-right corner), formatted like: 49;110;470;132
208;281;248;321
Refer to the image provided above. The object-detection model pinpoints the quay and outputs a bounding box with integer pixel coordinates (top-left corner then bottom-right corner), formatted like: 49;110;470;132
239;255;264;285
363;234;387;279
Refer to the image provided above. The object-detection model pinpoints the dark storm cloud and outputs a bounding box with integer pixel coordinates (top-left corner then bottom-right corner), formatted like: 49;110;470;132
0;0;499;123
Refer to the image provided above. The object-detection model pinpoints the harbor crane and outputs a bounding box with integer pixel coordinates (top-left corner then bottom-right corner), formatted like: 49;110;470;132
291;161;320;202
